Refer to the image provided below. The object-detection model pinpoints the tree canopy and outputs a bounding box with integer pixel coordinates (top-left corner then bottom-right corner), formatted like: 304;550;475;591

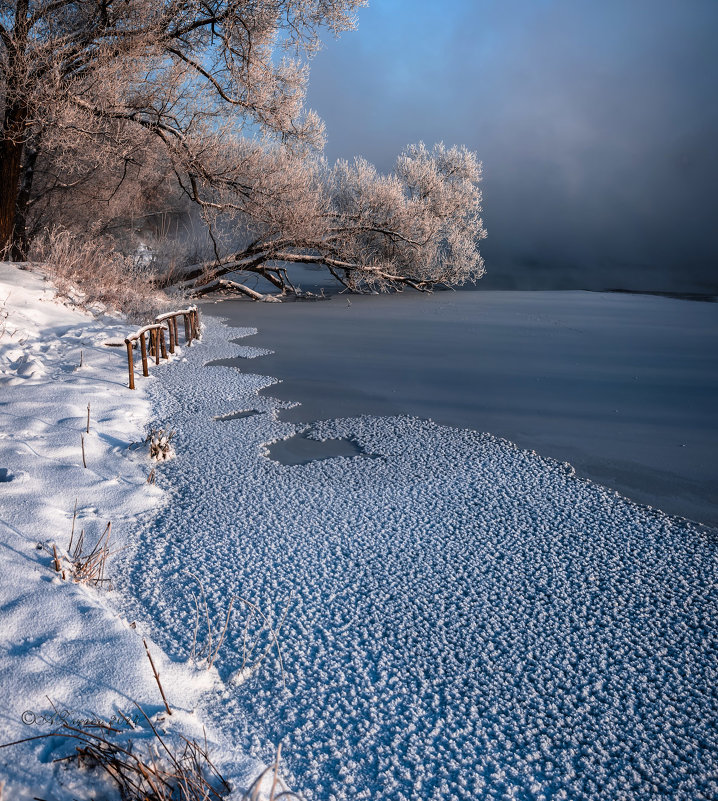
1;0;486;297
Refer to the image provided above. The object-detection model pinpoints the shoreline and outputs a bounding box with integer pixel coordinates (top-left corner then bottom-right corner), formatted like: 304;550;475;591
0;264;264;798
4;267;716;799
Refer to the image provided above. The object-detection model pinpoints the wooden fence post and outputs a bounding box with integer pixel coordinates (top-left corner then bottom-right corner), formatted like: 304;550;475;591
124;313;200;388
125;340;135;389
140;332;149;377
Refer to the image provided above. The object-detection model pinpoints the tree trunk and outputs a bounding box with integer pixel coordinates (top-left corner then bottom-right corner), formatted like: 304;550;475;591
0;141;25;258
0;103;28;259
11;138;39;261
1;0;30;257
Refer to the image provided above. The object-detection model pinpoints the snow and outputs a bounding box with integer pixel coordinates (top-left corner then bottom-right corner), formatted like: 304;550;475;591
2;262;716;799
0;264;262;798
114;307;718;800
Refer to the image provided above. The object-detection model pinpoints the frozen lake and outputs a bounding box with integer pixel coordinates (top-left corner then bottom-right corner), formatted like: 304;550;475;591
210;290;718;527
118;310;718;801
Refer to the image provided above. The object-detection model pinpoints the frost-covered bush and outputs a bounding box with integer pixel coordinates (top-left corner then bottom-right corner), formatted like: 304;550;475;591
31;228;174;322
147;428;176;461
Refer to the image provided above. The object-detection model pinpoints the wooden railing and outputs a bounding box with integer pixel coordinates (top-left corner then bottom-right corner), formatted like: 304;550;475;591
124;307;200;389
155;306;200;352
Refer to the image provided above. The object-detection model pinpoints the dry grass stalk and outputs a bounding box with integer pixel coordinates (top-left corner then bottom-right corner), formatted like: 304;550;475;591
269;744;282;800
86;402;90;434
189;574;234;670
148;428;175;461
243;743;302;801
71;521;113;586
234;595;291;689
0;296;8;342
81;433;87;468
143;639;172;716
68;498;78;553
211;597;235;669
51;544;66;580
0;704;230;801
52;517;116;588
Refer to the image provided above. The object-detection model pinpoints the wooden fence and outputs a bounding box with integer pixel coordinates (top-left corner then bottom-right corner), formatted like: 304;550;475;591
124;307;200;389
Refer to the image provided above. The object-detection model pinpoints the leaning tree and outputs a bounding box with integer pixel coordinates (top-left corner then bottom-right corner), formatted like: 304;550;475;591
0;0;487;296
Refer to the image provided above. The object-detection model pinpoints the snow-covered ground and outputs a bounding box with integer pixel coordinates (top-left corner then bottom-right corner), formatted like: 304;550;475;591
3;263;717;800
114;306;718;801
0;264;262;798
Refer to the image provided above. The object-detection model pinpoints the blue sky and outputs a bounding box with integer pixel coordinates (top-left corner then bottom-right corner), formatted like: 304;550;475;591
305;1;718;289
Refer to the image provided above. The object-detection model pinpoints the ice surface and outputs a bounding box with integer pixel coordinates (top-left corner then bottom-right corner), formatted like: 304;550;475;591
214;409;262;422
115;310;718;801
266;430;371;465
212;290;718;527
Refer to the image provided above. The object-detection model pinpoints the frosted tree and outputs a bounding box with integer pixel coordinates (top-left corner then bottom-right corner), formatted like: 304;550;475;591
0;0;487;295
0;0;359;252
181;141;487;297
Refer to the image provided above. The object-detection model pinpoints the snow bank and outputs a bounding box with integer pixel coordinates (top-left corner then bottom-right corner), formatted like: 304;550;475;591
0;265;259;798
